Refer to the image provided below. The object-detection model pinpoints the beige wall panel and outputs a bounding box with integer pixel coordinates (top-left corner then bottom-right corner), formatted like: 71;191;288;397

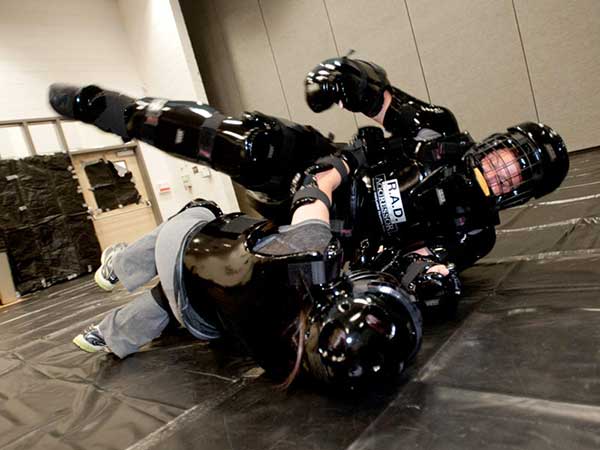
260;0;358;141
407;0;537;140
180;0;243;115
325;0;429;128
93;207;158;251
215;0;290;119
514;0;600;151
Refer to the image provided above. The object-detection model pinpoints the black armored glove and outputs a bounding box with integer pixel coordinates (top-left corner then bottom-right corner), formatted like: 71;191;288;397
305;56;390;117
398;252;462;312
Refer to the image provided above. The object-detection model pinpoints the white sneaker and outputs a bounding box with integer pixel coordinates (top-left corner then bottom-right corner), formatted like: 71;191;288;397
73;325;110;353
95;243;127;291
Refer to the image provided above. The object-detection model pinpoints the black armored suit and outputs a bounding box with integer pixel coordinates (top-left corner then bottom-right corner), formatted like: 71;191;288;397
304;56;567;312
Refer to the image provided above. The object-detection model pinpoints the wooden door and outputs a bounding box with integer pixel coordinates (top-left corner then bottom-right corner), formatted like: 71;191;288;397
70;145;158;251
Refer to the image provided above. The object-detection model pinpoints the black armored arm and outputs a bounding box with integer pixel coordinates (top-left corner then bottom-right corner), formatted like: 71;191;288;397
383;86;459;139
305;56;459;141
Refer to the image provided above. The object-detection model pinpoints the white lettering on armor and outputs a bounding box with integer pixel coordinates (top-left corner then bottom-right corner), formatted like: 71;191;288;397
374;175;407;235
436;188;446;205
175;128;184;144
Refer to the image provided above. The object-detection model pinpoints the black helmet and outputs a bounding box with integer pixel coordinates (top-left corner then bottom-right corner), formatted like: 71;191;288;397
181;213;349;382
303;271;422;389
469;122;569;209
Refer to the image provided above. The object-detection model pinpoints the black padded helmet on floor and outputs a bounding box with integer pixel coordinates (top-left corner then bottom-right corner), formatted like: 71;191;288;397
303;271;422;389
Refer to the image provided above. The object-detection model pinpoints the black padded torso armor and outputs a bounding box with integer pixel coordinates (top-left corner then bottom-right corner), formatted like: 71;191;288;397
330;149;500;269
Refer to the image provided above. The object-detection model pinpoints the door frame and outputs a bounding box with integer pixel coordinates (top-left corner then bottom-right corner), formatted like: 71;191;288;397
69;141;163;224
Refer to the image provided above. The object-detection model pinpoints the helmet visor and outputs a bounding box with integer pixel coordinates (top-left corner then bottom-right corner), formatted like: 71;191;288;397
472;131;543;209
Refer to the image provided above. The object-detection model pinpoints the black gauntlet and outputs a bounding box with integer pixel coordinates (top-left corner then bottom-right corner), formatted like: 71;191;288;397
305;56;390;117
398;252;462;312
371;247;462;312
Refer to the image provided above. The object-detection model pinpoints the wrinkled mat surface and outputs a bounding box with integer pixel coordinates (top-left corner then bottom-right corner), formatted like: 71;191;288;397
1;150;599;450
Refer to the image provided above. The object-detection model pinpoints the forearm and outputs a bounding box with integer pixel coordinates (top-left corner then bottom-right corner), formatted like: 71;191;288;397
371;90;393;125
291;161;349;225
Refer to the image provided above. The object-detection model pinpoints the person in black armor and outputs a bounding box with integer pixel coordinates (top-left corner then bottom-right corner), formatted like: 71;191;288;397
48;55;568;389
304;56;569;310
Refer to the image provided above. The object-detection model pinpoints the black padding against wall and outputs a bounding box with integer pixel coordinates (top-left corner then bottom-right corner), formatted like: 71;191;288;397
0;159;21;230
84;159;141;211
0;154;101;295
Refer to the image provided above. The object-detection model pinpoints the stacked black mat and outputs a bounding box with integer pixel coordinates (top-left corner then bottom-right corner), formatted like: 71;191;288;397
0;154;101;294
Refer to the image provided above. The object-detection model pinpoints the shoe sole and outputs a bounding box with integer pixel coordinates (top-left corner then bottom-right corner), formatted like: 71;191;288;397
94;267;116;291
73;334;104;353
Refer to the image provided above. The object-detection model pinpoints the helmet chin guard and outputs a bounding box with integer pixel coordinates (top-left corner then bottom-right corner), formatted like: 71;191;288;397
303;271;422;389
469;122;569;209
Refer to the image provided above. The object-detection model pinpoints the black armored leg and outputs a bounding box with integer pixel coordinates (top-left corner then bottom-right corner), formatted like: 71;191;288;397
49;84;337;202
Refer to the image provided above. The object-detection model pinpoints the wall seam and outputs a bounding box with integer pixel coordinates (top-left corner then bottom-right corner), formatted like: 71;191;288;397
170;0;209;102
257;0;293;121
322;0;341;56
404;0;432;104
322;0;360;130
210;0;245;115
511;0;540;122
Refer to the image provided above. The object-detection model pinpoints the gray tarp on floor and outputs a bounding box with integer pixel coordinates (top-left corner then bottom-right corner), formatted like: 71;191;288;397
0;150;599;450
